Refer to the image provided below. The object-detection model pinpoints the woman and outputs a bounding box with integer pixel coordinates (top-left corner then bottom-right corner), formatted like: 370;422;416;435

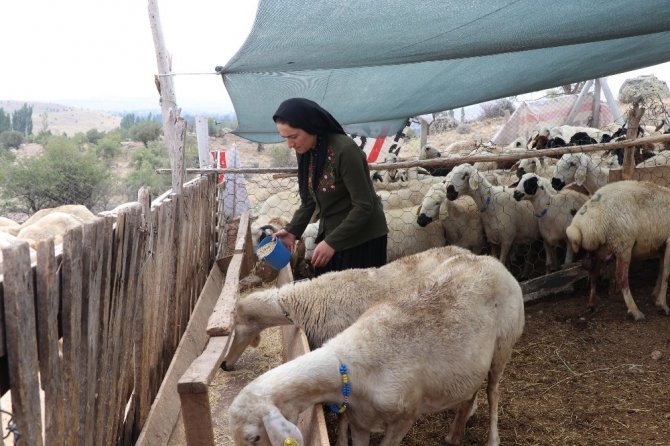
272;98;388;276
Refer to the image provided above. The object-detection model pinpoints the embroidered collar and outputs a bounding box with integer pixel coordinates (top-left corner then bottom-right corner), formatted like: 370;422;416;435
534;208;548;218
479;195;491;213
328;363;351;414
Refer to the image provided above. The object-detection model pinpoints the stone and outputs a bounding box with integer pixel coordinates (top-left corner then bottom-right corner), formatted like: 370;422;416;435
618;74;670;104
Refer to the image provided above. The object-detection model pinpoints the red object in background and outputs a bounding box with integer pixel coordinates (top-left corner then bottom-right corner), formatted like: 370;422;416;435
210;150;227;183
366;137;385;163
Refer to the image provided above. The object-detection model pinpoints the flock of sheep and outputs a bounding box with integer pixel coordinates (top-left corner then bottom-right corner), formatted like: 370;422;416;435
236;122;670;444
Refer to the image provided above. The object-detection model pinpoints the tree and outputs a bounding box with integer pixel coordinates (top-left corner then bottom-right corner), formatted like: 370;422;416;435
86;128;105;144
0;136;111;212
129;121;161;147
11;103;33;135
0;131;24;149
0;108;10;133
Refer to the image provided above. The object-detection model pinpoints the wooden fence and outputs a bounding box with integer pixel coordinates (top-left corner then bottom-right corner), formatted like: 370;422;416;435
0;174;217;445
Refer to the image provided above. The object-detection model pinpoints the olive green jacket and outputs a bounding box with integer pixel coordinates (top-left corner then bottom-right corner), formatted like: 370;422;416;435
285;133;388;251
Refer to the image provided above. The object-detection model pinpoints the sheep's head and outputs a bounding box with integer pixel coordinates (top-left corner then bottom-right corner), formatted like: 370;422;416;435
223;289;282;370
513;173;542;201
445;164;477;201
516;157;539;179
417;182;447;226
552;153;589;190
230;398;303;446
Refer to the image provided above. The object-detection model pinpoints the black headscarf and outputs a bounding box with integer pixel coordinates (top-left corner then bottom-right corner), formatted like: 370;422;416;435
273;98;346;202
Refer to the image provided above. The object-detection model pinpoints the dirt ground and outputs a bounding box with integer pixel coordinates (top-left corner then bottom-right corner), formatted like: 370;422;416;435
209;256;669;446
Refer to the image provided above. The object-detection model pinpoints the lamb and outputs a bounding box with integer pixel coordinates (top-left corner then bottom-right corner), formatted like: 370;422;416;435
416;181;487;254
513;173;588;271
224;245;471;369
16;211;88;249
374;176;444;209
445;163;540;267
551;153;610;195
229;250;525;446
566;180;670;320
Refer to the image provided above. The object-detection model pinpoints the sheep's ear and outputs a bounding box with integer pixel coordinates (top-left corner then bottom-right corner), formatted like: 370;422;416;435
250;334;262;348
415;206;421;216
575;165;587;186
263;409;303;446
468;173;479;190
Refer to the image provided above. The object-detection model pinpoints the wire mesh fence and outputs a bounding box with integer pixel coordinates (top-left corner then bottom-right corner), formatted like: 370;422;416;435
218;130;670;284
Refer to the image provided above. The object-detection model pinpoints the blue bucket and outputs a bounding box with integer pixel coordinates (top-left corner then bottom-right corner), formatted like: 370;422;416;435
256;236;291;270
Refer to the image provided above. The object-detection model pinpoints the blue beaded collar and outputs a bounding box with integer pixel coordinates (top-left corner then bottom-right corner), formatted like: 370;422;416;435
328;364;350;414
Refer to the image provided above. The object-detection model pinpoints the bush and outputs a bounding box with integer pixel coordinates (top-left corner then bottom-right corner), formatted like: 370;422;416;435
268;144;298;167
456;124;471;134
130;121;162;147
95;132;123;159
0;131;24;149
479;98;516;120
0;136;111;212
86;128;105;144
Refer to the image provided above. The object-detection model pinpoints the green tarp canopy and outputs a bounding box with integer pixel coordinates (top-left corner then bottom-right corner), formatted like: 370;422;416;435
218;0;670;143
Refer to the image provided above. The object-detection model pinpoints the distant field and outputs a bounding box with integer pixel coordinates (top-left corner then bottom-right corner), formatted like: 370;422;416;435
0;100;121;136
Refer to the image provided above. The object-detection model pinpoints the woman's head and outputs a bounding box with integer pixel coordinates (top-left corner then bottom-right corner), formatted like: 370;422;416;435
273;98;345;153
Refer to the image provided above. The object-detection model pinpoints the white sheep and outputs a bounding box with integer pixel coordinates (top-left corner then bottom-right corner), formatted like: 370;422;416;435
16;211;88;249
513;173;588;272
385;206;446;262
566;180;670;320
0;217;21;236
416;181;487;254
551;153;610;195
516;156;557;180
636;151;670;168
374;176;444;209
445;163;540;268
0;232;37;276
229;250;525;446
20;204;95;227
224;245;471;369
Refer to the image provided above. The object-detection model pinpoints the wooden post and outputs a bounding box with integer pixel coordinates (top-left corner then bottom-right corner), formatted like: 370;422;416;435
148;0;185;195
565;79;594;125
622;102;645;180
196;116;212;169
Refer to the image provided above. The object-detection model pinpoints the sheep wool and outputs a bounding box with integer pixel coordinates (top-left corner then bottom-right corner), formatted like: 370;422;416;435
566;180;670;320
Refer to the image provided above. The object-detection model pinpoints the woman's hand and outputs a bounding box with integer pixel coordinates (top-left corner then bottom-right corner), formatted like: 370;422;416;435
311;240;335;268
273;229;296;254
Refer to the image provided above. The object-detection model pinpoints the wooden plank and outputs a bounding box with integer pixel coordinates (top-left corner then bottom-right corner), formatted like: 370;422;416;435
93;216;115;445
177;336;230;446
206;254;243;336
35;238;65;445
2;242;44;446
62;225;84;446
608;165;670;187
178;336;230;394
234;212;250;253
112;206;143;444
520;264;588;303
136;263;224;446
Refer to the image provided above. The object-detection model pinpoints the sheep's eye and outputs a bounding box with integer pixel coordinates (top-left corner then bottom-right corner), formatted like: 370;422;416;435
461;174;467;180
569;162;576;167
246;434;261;443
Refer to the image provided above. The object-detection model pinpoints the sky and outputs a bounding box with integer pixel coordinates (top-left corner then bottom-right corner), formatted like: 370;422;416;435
1;0;669;117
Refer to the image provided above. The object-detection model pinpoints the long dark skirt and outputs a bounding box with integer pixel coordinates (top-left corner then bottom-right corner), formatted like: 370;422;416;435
313;234;387;277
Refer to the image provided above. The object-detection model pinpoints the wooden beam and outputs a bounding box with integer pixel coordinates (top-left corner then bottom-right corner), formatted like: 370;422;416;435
206;254;243;336
520;263;588;303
